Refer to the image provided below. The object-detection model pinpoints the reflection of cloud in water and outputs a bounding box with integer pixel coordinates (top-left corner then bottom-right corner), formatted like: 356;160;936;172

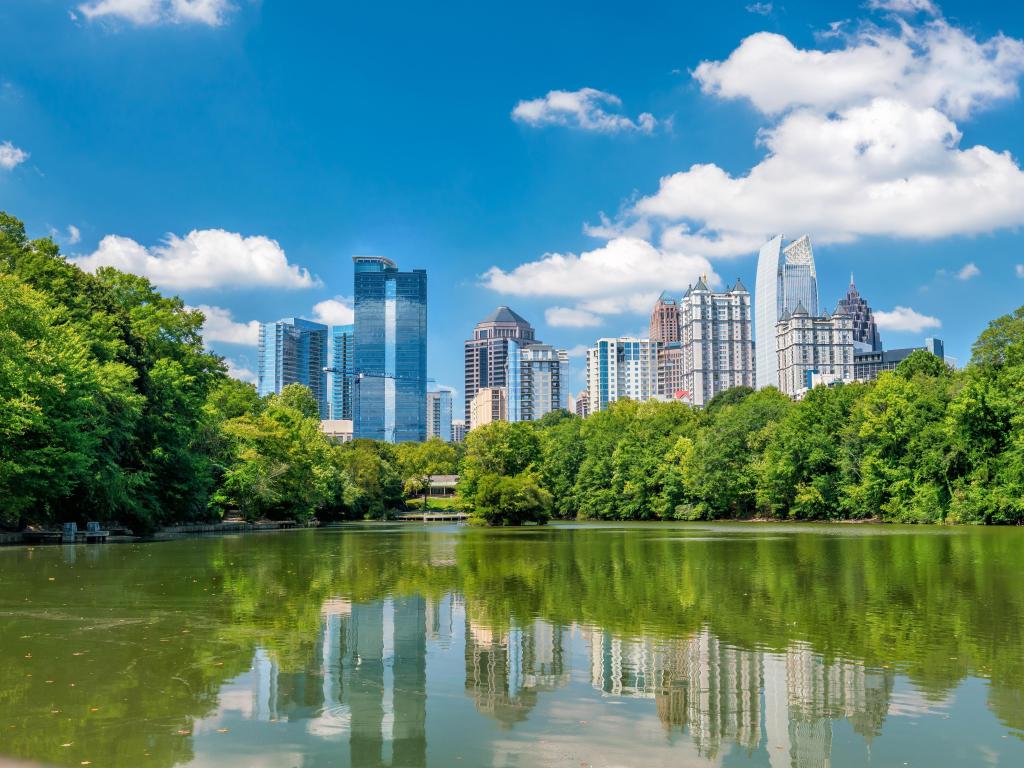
888;688;953;718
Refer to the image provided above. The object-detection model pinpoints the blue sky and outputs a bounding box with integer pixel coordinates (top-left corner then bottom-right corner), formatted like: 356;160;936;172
2;0;1023;409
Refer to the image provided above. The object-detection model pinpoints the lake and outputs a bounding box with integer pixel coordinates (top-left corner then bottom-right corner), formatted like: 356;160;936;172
1;522;1022;767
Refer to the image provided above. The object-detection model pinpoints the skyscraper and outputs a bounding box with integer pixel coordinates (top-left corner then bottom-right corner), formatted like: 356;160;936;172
755;234;820;389
836;275;882;352
464;306;537;424
586;338;659;413
426;388;454;442
352;256;427;443
328;324;355;420
257;317;329;418
507;341;569;422
776;303;854;397
649;292;685;398
680;276;755;406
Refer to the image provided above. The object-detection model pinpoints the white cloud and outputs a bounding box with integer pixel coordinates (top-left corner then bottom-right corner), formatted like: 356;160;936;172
225;358;257;385
512;88;658;134
956;261;980;280
875;305;941;332
67;225;81;245
746;2;773;15
73;229;320;291
310;297;354;326
565;344;591;359
867;0;937;15
192;304;259;345
1016;264;1024;278
545;307;602;328
0;141;28;170
77;0;233;26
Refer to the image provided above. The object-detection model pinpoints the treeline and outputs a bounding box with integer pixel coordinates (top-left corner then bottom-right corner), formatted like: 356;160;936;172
460;312;1024;524
3;208;1023;527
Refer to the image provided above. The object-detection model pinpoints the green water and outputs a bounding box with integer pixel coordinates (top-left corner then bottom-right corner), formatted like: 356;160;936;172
1;523;1022;767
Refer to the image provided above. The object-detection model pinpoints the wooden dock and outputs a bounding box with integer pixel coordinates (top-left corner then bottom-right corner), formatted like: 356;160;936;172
397;512;469;522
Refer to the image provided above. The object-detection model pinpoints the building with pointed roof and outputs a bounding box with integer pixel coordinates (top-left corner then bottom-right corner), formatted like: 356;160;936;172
463;306;538;424
836;275;882;353
679;276;755;407
775;303;854;398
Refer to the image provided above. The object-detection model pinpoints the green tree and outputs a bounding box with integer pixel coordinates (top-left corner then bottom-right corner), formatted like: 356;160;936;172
471;473;552;526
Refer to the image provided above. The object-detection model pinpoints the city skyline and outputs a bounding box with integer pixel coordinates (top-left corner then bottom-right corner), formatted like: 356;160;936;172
3;1;1024;413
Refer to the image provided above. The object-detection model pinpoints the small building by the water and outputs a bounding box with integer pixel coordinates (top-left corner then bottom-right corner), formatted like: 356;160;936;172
427;475;458;497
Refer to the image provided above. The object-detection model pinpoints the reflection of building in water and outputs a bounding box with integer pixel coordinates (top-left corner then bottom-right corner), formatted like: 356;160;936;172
464;618;570;727
763;645;894;768
425;594;454;649
585;628;762;759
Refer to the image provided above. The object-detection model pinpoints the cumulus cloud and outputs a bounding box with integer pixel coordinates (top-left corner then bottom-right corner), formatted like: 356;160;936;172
310;297;355;326
225;358;257;384
875;306;941;332
0;141;28;170
77;0;233;26
867;0;937;15
956;262;980;280
73;229;320;291
693;22;1024;119
545;307;602;328
483;237;714;324
512;88;658;134
192;304;259;345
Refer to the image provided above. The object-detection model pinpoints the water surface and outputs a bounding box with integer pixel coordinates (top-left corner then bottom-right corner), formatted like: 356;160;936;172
1;522;1022;767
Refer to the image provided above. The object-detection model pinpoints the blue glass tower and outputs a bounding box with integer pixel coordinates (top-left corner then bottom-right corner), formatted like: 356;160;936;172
257;317;329;418
353;256;427;442
328;324;355;420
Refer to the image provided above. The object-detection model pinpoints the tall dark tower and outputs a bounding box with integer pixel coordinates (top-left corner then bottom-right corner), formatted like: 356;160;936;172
836;274;882;352
463;307;537;424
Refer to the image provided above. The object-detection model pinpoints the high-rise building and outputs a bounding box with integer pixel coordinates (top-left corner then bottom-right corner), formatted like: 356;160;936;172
257;317;329;418
426;388;454;442
469;387;507;430
649;292;685;398
776;303;854;398
352;256;427;443
680;276;755;407
507;341;569;422
574;390;590;419
464;307;537;424
586;338;659;413
836;275;882;352
328;324;355;420
755;234;820;390
452;419;467;443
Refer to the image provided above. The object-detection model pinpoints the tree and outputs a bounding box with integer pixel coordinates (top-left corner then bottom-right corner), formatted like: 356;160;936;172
471;473;552;526
458;421;541;501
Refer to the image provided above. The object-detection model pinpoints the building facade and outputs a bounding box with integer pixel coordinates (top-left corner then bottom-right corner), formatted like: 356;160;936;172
853;338;945;381
452;420;467;443
463;307;537;424
257;317;329;418
755;234;820;390
507;341;568;422
328;324;355;421
835;276;882;353
680;277;756;407
776;304;854;398
649;292;685;398
586;338;659;413
574;391;590;419
426;389;454;442
469;387;507;431
352;256;427;443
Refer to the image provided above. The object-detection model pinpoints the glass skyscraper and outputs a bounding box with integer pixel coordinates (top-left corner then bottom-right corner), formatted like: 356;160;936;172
328;324;355;421
257;317;329;418
755;234;820;390
426;389;454;441
507;340;568;422
352;256;427;443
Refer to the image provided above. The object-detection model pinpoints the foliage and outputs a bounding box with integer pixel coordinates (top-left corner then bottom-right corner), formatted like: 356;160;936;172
470;473;552;526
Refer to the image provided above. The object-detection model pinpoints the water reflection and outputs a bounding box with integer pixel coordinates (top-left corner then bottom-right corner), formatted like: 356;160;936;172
2;524;1023;767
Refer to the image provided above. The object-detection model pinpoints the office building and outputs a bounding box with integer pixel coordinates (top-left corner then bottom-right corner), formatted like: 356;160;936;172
469;387;507;430
755;234;820;389
680;276;755;407
836;276;882;353
452;419;467;443
426;388;454;442
257;317;329;418
574;391;590;419
328;324;355;420
464;306;538;424
776;303;854;398
586;338;659;413
352;256;428;443
320;419;354;443
853;338;946;381
507;341;569;422
649;292;685;398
